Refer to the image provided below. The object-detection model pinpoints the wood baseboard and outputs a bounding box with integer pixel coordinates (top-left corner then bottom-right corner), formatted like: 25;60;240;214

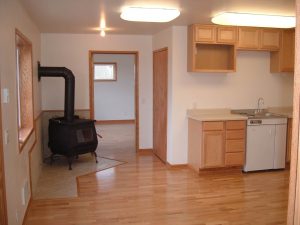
166;162;188;169
96;120;135;125
137;149;153;155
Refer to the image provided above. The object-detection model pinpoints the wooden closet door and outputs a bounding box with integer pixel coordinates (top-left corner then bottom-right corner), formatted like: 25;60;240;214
153;48;168;163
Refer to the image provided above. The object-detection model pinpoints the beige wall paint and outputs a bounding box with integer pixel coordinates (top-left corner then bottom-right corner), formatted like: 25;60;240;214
153;26;294;164
41;33;153;148
0;0;42;224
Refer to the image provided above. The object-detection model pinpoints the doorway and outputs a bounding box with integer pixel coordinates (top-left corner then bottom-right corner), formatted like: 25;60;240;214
89;51;139;151
153;48;168;163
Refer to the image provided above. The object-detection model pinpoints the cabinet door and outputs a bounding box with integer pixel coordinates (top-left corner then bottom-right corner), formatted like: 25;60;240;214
260;28;281;51
217;26;237;44
202;131;224;168
237;27;260;50
281;29;295;72
195;25;216;43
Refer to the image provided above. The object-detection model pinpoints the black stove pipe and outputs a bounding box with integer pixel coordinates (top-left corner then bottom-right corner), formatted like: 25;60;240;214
38;62;75;122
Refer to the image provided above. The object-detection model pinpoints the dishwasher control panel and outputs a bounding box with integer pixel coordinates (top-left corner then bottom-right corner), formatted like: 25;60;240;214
249;119;262;125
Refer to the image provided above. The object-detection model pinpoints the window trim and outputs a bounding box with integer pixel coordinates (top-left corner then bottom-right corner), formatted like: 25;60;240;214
93;62;117;81
15;29;35;152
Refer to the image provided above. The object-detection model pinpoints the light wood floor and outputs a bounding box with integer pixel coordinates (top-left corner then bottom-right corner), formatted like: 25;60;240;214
25;124;289;225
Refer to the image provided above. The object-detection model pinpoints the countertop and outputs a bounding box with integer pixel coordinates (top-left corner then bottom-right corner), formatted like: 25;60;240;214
187;107;293;121
187;109;248;121
268;107;293;119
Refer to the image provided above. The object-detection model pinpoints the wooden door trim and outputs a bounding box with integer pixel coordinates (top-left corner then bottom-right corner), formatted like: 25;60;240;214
153;47;168;163
287;2;300;224
0;88;8;225
88;50;139;151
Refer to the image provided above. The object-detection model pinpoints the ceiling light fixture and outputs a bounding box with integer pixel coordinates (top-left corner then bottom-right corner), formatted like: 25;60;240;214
100;29;106;37
120;7;180;22
99;15;106;37
212;12;295;28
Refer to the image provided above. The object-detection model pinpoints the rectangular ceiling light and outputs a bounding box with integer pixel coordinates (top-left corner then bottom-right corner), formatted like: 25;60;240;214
212;12;295;28
121;7;180;22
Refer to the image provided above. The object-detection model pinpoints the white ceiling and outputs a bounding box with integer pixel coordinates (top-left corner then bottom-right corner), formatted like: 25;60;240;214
20;0;296;35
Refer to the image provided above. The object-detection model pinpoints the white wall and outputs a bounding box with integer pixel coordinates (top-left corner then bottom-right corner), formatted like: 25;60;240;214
41;33;153;148
93;54;135;121
153;26;294;164
0;0;42;224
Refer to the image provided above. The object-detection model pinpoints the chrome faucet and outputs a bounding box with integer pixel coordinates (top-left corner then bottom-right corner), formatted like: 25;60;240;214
256;97;265;113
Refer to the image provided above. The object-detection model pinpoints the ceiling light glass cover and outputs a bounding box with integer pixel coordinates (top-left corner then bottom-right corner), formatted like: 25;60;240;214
121;7;180;22
212;12;295;28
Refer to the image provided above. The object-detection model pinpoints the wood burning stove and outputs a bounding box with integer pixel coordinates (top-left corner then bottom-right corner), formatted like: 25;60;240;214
38;63;98;170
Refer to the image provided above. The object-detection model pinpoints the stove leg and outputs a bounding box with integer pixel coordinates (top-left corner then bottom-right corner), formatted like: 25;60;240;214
92;152;98;163
68;157;73;170
50;154;55;165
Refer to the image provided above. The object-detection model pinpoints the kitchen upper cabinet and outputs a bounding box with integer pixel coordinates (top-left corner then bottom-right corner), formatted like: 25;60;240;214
237;27;280;51
217;26;237;44
237;27;260;49
188;24;236;72
260;29;281;51
270;29;295;73
187;24;294;73
193;24;237;44
188;120;246;171
195;25;216;43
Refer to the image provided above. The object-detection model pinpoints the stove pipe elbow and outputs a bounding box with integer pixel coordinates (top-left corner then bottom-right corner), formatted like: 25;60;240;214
38;62;75;122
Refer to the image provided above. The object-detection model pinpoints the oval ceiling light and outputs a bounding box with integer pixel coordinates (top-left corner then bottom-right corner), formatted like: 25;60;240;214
120;7;180;22
212;12;295;28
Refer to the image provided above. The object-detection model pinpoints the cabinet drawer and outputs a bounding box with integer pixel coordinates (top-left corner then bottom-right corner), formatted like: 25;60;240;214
226;121;246;130
225;152;244;166
226;130;245;140
226;139;245;152
203;121;224;131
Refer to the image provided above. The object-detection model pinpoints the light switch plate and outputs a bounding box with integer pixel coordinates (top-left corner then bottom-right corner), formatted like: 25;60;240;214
4;130;9;145
2;88;9;103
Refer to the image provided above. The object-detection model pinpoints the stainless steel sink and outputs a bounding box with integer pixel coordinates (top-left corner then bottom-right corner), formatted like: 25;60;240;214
231;109;286;119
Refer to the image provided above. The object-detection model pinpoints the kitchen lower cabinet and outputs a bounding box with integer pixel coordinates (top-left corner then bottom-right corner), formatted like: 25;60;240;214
188;119;246;171
202;131;225;168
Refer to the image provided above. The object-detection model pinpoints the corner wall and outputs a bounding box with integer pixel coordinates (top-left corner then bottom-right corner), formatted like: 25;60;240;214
0;0;42;224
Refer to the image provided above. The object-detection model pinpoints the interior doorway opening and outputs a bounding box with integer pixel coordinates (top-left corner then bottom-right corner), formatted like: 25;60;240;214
89;51;139;152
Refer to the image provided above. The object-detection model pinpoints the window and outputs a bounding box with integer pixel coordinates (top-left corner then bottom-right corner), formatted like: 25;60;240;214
93;63;117;81
15;30;34;150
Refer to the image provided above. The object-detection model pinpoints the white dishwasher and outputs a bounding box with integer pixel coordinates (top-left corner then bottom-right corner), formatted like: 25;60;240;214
244;117;287;172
